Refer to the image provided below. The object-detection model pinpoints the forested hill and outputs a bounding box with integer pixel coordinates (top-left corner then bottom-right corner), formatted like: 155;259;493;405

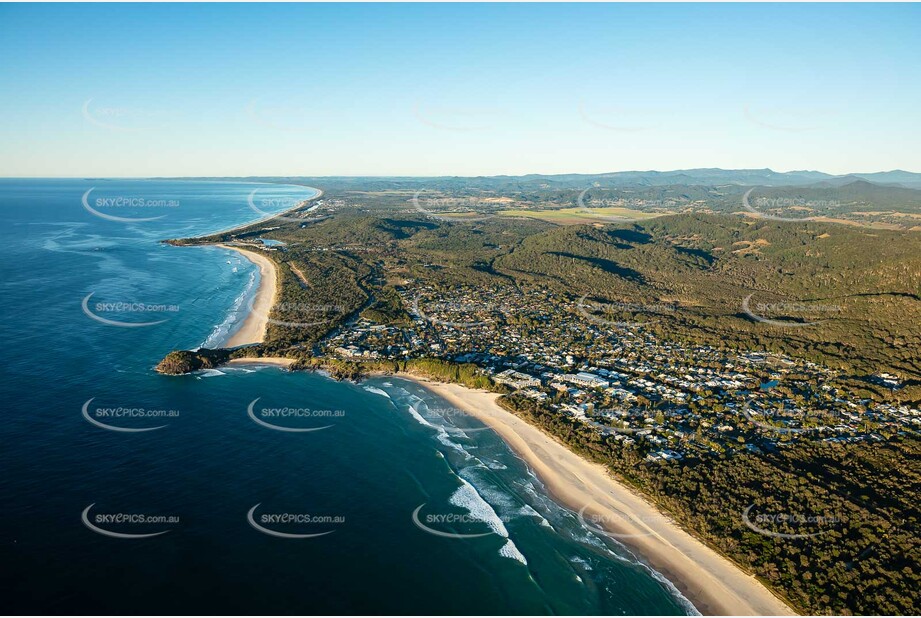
490;213;921;384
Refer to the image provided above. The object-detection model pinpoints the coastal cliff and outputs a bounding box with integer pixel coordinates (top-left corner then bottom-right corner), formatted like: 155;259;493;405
156;349;231;375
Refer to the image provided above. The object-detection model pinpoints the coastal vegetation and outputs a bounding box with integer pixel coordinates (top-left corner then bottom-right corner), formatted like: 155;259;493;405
291;356;503;391
156;349;230;375
158;175;921;614
501;394;920;615
491;214;921;382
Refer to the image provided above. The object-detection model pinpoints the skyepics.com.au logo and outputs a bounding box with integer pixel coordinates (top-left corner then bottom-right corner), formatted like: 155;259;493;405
741;401;839;435
742;504;842;539
246;503;343;539
411;190;496;223
81;188;179;223
575;187;660;224
247;296;347;329
411;295;511;329
81;504;178;539
82;398;178;433
590;408;683;435
576;505;673;539
411;504;511;539
576;295;674;328
245;98;323;133
245;186;321;223
414;401;492;434
81;98;179;132
81;292;179;328
742;294;842;328
246;398;343;433
742;188;840;223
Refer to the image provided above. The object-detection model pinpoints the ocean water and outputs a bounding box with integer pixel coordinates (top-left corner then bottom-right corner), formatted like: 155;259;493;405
0;179;694;615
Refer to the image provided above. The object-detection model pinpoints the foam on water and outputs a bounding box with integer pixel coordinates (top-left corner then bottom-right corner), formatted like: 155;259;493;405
461;468;518;511
372;379;697;613
201;263;258;349
517;503;552;528
363;386;391;398
197;369;227;378
499;538;529;565
641;566;701;616
448;478;528;565
406;404;436;429
558;504;701;613
405;392;425;407
448;477;509;537
570;556;593;571
407;405;472;459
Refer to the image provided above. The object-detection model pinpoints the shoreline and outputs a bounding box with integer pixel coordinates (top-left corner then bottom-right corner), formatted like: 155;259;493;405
168;184;323;349
225;356;294;368
193;175;796;614
399;375;797;617
207;185;323;238
212;361;797;615
219;244;278;347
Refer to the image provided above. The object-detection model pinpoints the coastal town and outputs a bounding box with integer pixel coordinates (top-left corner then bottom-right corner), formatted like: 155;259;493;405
11;1;921;615
320;283;919;462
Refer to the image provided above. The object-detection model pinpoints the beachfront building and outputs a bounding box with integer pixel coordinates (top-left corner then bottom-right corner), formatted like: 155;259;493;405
493;369;541;389
335;345;380;360
561;372;611;389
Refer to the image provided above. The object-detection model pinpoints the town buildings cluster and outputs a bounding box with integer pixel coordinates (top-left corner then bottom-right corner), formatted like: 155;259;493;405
320;284;919;460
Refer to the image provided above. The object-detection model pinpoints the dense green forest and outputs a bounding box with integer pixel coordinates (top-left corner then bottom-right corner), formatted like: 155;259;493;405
490;214;921;385
503;394;920;615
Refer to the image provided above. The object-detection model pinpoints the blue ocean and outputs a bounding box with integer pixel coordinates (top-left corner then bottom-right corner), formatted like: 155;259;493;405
0;179;694;615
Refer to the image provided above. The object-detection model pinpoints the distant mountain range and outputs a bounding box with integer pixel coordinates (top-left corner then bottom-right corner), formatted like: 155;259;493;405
164;168;921;191
506;168;921;190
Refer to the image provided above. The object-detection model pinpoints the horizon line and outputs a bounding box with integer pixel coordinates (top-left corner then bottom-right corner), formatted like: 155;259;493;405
1;167;919;181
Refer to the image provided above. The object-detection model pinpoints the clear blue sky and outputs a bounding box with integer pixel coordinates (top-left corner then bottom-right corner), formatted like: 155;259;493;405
1;3;918;177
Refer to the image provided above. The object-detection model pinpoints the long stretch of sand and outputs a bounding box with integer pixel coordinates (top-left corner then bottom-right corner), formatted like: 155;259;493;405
209;186;323;347
209;187;323;237
220;244;278;347
405;377;797;617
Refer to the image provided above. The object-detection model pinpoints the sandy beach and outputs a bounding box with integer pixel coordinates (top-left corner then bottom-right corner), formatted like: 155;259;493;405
205;187;322;348
405;376;797;617
220;244;278;347
225;356;294;368
213;361;796;614
208;186;323;238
